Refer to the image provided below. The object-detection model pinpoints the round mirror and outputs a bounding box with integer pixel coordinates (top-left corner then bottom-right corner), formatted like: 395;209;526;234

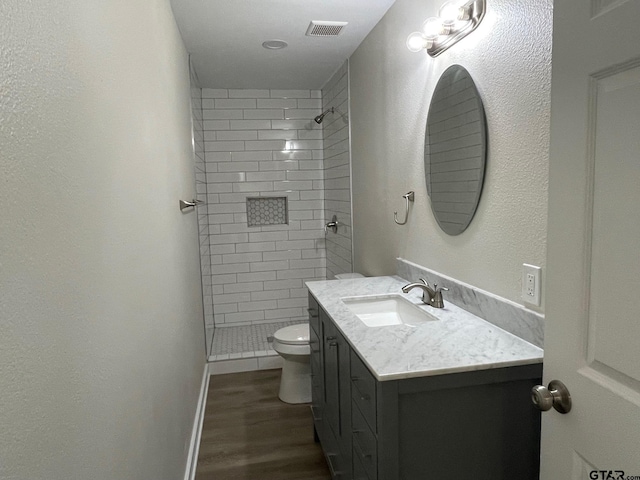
425;64;487;235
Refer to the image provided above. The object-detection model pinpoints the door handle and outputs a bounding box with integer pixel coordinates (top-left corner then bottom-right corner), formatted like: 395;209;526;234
531;380;572;414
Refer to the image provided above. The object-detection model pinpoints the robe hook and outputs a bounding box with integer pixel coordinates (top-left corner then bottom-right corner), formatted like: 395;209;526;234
394;191;415;225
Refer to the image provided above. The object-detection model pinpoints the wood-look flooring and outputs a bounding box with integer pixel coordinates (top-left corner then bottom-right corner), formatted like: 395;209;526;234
195;369;331;480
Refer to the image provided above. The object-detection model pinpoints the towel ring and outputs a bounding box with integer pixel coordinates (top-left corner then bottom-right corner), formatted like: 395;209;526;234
394;191;415;225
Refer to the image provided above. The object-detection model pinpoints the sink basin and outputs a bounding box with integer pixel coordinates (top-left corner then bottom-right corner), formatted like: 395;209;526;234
341;294;438;327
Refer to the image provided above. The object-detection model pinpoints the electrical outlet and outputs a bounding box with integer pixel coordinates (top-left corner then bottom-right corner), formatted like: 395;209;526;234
526;273;535;296
522;264;541;306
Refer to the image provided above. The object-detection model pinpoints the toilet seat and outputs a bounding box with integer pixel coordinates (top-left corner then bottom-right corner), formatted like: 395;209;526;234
273;324;309;345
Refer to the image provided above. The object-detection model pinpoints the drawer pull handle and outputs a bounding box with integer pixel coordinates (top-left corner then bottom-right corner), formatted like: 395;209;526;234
329;341;338;347
326;336;336;341
351;376;360;382
360;394;370;401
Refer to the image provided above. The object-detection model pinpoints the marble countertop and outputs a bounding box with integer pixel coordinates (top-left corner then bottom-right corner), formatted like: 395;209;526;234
306;276;543;382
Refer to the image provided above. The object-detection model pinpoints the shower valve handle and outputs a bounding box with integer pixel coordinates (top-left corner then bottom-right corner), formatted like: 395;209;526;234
325;215;339;234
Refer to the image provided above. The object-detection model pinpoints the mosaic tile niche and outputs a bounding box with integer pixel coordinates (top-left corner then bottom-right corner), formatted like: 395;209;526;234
246;197;288;227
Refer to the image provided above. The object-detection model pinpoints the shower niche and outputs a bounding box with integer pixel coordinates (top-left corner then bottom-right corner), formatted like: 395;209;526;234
246;196;289;227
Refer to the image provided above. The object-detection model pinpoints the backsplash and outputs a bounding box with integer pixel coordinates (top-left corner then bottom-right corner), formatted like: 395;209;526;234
202;88;327;327
397;258;544;348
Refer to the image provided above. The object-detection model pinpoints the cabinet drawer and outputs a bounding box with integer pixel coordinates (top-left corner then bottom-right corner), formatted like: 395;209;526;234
352;402;377;480
350;350;377;432
308;295;320;336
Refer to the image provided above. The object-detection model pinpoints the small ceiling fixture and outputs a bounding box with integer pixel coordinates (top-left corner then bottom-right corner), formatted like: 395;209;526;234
406;0;485;57
262;39;288;50
306;21;348;37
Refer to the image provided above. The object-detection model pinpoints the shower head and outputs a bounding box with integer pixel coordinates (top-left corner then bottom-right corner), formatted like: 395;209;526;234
314;107;335;124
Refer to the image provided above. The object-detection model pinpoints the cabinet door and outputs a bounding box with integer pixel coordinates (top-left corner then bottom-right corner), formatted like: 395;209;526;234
336;327;352;465
322;311;340;436
308;294;320;337
310;323;323;431
309;295;324;438
321;309;353;479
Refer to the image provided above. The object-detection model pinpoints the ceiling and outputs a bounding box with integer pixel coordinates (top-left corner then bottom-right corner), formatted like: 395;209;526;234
170;0;396;90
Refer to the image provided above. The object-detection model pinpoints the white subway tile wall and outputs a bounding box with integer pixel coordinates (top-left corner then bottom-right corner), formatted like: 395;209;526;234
201;88;327;328
322;62;354;278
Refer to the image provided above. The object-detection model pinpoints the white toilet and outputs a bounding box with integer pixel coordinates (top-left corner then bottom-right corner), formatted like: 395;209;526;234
272;273;364;404
272;324;311;404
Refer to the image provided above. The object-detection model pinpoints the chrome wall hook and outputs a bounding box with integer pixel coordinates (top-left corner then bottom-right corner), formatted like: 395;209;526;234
394;191;415;225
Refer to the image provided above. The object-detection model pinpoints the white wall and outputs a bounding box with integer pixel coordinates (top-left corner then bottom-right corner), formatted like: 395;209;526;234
0;1;205;479
350;0;552;309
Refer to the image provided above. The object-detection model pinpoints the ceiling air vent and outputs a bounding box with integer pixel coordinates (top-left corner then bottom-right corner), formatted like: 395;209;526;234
306;21;348;37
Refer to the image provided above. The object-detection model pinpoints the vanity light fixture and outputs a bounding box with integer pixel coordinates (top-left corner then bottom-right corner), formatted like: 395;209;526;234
406;0;485;57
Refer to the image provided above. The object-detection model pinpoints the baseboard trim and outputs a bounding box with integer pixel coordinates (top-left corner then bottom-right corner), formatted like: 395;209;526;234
184;363;211;480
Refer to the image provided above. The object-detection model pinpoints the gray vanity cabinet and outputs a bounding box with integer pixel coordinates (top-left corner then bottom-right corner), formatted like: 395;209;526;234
309;294;543;480
309;295;353;478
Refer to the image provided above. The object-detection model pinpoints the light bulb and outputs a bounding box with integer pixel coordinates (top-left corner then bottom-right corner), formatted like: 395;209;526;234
421;17;445;40
406;32;429;52
439;1;463;26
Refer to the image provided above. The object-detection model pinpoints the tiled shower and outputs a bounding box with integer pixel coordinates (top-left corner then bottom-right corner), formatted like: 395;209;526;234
192;62;353;362
321;62;353;278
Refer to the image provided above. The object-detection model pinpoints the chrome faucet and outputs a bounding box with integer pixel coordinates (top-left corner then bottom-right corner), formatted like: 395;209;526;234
401;278;448;308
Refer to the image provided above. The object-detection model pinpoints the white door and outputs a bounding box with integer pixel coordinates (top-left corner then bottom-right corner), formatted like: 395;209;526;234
542;0;640;478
